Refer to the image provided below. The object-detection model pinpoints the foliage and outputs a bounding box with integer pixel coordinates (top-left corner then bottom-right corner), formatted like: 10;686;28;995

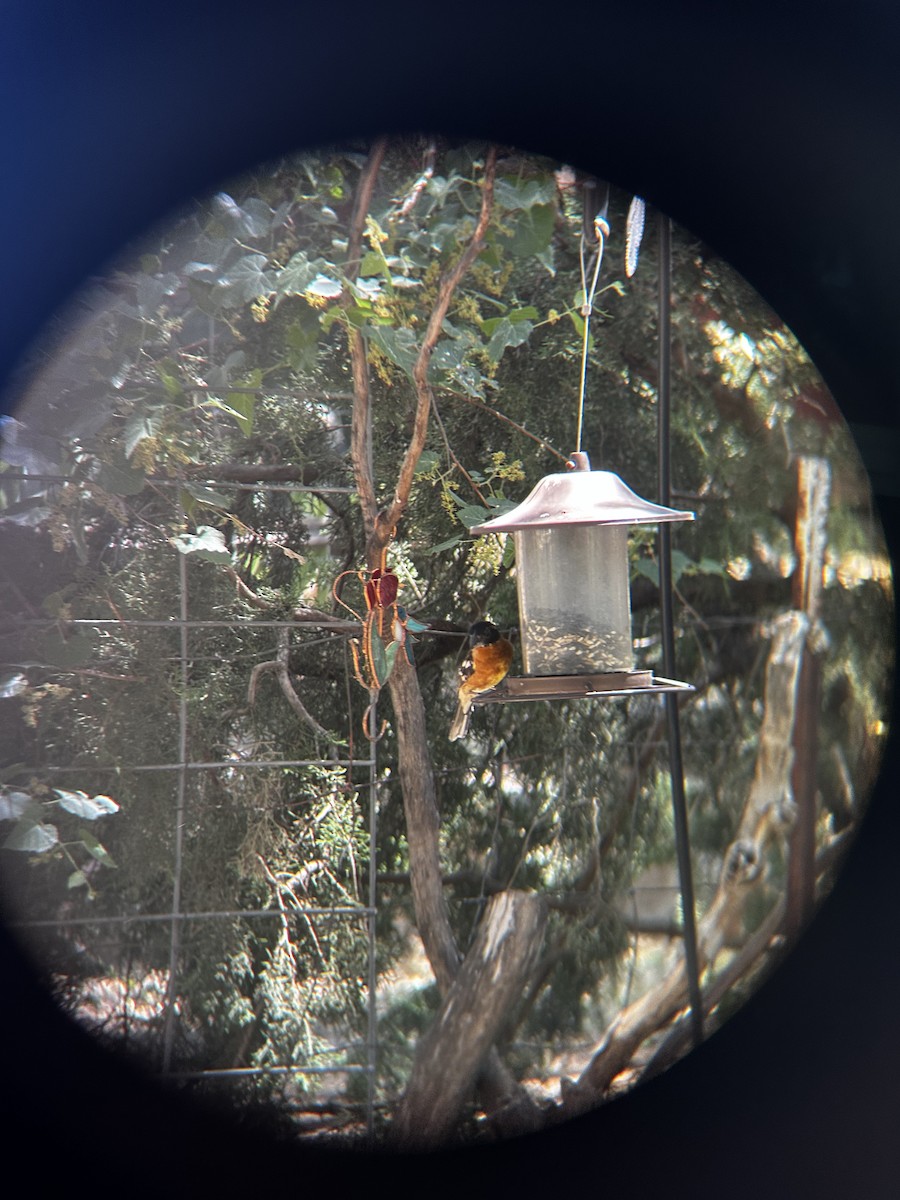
0;138;892;1138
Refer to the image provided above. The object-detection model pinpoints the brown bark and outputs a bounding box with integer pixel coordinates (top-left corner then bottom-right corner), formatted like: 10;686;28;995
786;456;830;939
342;142;541;1132
391;890;547;1150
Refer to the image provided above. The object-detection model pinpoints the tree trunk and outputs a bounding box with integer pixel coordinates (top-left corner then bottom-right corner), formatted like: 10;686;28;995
391;890;547;1150
786;456;830;939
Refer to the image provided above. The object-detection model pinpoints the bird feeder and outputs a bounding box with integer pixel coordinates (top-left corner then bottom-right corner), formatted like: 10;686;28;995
467;451;694;702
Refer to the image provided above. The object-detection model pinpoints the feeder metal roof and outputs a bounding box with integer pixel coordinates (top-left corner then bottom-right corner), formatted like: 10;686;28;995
468;456;694;534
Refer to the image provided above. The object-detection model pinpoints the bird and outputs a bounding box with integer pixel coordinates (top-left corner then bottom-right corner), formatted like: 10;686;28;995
448;620;514;741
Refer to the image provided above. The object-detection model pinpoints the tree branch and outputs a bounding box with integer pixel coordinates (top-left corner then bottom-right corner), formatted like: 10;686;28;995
345;137;388;543
378;146;498;546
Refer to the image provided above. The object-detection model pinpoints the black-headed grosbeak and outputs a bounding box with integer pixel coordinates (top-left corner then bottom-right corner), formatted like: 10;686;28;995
448;620;514;741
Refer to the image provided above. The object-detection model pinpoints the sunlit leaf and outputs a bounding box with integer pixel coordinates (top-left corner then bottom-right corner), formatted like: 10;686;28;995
0;673;28;700
54;789;120;819
4;820;59;853
0;790;31;820
169;526;232;563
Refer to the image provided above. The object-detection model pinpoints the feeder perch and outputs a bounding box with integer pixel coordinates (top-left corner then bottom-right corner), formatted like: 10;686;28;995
467;451;695;703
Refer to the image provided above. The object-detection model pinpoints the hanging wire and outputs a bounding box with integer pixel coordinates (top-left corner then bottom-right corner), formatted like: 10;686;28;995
575;185;610;454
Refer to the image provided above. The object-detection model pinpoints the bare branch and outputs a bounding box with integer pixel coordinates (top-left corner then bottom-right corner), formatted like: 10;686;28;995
378;146;499;544
345;137;388;541
248;627;339;744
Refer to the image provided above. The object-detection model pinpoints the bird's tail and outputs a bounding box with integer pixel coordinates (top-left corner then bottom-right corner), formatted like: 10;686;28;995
448;698;471;741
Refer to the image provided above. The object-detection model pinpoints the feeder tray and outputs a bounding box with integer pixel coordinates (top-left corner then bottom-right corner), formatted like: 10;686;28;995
471;671;694;706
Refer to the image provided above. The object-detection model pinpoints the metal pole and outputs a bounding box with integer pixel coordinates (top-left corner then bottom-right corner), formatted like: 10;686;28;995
657;211;704;1047
365;693;379;1143
161;542;190;1071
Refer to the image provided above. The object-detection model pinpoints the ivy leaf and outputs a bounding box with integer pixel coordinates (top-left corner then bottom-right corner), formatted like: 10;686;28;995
273;253;331;300
494;176;557;210
4;819;59;853
212;193;272;239
54;789;120;819
216;253;273;308
170;526;232;563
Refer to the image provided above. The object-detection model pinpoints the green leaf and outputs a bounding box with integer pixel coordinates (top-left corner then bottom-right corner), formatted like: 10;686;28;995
414;450;441;476
428;535;463;555
456;504;493;529
273;252;330;299
494;176;557;210
169;526;232;564
216;253;273;308
633;559;659;585
80;830;118;867
670;550;692;583
225;391;255;436
182;483;232;508
37;631;96;668
53;789;120;819
506;204;555;259
4;819;59;853
284;319;320;371
155;358;185;401
485;317;534;363
67;870;89;890
93;459;147;496
367;325;419;376
123;409;163;458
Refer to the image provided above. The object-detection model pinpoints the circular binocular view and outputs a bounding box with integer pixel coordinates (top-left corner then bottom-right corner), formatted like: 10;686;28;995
0;138;892;1149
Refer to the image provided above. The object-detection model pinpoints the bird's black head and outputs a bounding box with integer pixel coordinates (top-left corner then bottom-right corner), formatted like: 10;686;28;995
468;620;500;646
